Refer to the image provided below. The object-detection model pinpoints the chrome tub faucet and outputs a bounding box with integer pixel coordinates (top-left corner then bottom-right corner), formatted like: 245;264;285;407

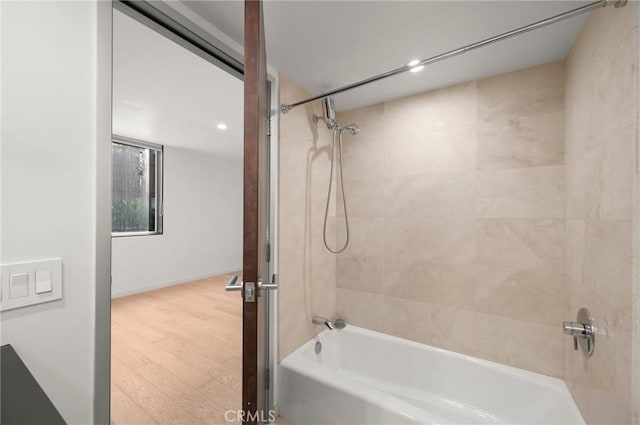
312;315;346;330
312;315;335;330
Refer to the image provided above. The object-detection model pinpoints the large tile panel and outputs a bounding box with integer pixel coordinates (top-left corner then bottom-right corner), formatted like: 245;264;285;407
333;61;568;378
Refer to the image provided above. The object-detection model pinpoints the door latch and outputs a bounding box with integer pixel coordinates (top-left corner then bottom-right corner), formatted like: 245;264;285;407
244;281;256;303
225;275;278;303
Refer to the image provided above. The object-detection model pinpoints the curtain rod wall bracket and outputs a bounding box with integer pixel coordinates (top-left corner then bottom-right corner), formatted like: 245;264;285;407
280;104;292;114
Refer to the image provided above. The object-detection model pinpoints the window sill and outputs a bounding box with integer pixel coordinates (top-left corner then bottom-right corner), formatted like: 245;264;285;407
111;231;163;238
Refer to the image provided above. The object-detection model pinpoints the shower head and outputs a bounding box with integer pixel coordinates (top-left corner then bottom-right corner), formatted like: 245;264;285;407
313;97;338;129
322;97;336;122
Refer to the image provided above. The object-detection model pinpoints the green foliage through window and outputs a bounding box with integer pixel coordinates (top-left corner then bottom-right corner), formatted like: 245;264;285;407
112;140;162;235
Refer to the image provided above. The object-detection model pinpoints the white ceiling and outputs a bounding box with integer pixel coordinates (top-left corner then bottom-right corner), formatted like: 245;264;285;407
183;0;588;111
113;8;243;158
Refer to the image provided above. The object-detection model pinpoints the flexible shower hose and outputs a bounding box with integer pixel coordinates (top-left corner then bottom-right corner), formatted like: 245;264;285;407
323;127;349;253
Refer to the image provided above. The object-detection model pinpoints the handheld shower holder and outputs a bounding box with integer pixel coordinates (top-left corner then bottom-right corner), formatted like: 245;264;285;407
312;113;336;130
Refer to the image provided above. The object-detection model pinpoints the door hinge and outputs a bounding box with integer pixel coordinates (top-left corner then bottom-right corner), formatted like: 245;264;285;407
266;242;271;263
265;368;271;390
267;115;271;137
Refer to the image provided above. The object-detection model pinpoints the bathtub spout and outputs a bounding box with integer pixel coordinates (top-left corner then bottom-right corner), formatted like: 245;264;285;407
312;315;335;330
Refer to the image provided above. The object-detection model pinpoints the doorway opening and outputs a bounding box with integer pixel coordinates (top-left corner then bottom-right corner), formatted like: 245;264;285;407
110;7;246;424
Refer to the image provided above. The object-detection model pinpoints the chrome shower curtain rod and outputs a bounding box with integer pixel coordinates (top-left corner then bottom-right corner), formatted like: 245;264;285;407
280;0;626;114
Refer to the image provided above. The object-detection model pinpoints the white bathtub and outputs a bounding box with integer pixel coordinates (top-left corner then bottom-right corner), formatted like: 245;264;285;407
278;326;584;425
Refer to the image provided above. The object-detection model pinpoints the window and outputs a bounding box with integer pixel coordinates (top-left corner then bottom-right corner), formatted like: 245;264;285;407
112;137;163;236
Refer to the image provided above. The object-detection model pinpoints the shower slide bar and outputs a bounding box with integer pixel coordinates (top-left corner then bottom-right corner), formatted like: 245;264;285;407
280;0;627;114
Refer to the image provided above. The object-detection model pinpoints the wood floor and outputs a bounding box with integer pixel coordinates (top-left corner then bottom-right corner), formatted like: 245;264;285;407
111;273;244;425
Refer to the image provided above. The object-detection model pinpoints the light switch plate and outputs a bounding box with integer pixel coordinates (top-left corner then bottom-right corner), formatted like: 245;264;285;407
35;269;53;294
1;259;62;311
9;273;29;298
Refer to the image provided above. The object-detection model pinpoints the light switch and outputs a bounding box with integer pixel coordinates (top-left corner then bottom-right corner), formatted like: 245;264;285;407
9;273;29;299
1;259;62;311
35;269;52;294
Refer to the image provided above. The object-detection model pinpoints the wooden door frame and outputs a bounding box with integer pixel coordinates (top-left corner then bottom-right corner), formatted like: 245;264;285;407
243;1;272;421
242;0;262;415
97;2;280;423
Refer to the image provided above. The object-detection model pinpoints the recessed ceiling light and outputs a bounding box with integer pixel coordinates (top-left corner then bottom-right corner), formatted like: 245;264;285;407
217;123;227;130
407;59;420;67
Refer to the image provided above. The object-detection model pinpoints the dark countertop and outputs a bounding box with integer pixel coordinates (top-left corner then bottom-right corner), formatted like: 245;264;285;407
1;344;66;425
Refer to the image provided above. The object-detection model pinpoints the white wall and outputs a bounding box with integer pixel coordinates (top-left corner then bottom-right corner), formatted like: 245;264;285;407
111;147;243;297
0;2;109;424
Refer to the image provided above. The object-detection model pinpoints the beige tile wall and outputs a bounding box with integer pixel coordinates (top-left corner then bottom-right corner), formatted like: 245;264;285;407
334;61;566;378
278;76;337;360
564;4;639;424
